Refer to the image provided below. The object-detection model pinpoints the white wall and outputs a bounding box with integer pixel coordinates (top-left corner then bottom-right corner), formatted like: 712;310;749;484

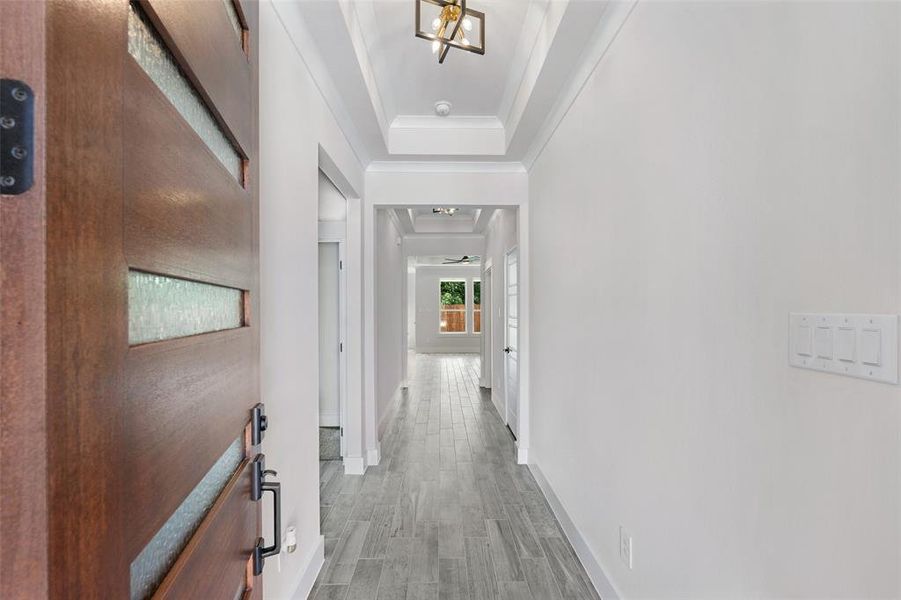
259;1;364;597
318;243;340;426
403;234;484;259
366;169;528;208
407;261;416;349
529;3;900;598
415;264;482;354
482;209;518;417
375;210;405;437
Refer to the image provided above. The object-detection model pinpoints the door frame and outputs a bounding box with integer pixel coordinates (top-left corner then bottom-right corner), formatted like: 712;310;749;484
316;237;348;458
363;174;530;465
480;264;493;389
318;149;365;474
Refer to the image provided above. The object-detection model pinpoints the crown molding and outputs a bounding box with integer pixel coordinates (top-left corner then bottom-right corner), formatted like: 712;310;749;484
522;0;638;170
337;0;393;143
392;115;503;130
496;0;551;126
497;0;566;146
270;1;371;168
367;161;527;174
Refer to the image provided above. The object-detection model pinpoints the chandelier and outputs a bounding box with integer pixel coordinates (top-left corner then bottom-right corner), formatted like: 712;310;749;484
415;0;485;64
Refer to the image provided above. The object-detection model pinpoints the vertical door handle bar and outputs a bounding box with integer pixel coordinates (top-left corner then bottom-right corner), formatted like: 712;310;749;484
253;479;281;575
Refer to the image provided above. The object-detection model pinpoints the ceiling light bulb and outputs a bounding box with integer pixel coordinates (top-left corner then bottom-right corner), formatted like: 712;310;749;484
462;18;473;32
432;40;440;54
431;17;442;31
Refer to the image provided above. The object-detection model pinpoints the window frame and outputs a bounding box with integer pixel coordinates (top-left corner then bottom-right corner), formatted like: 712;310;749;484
438;278;468;335
472;278;481;335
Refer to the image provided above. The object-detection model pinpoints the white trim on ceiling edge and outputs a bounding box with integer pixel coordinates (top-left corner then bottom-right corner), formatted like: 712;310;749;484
337;0;393;142
359;0;636;173
268;1;371;168
367;161;526;173
529;463;623;600
335;0;556;151
274;0;637;175
289;535;325;600
521;0;638;170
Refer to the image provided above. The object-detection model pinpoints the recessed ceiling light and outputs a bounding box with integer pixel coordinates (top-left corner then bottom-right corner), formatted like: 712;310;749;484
433;207;458;216
434;100;452;117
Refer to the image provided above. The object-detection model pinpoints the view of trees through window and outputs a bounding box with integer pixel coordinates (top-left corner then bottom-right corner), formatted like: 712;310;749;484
473;280;481;333
439;280;466;333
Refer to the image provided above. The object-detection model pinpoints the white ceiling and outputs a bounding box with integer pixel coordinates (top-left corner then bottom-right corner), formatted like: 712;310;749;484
365;0;531;118
285;0;631;163
393;206;496;234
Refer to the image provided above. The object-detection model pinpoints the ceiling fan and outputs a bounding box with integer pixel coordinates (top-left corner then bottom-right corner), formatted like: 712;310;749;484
443;255;480;264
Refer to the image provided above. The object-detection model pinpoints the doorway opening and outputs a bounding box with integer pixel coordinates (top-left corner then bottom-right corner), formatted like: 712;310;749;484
318;241;343;459
318;169;348;467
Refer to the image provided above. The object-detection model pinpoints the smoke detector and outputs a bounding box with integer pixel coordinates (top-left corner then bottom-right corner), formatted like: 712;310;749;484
434;100;452;117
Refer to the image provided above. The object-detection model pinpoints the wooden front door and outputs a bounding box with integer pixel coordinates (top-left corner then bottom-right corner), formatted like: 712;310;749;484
0;0;272;597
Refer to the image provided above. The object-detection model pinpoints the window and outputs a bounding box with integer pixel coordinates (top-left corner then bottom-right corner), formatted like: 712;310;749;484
473;279;481;334
439;280;466;333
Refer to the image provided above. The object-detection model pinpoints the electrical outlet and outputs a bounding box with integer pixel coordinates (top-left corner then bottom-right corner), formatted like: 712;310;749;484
619;526;633;570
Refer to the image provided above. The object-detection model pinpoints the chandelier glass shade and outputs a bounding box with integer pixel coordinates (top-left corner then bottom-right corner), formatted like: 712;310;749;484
415;0;485;64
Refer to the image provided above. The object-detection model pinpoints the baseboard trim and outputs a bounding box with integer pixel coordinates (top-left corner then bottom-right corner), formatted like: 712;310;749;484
490;389;504;419
343;455;365;475
366;443;381;467
515;443;528;465
378;383;404;439
289;535;325;600
319;410;339;427
529;462;621;600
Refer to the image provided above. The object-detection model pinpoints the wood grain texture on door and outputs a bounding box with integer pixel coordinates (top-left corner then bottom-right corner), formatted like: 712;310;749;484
0;0;262;597
0;0;48;597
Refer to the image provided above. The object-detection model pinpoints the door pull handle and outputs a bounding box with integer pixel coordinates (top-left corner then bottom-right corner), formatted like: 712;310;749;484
253;480;281;575
251;454;282;575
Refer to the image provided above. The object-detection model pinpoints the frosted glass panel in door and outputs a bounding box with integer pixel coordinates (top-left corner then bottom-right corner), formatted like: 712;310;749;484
127;1;243;181
129;437;243;600
128;271;244;345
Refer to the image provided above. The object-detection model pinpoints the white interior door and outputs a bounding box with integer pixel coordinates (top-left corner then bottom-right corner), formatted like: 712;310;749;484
505;248;519;438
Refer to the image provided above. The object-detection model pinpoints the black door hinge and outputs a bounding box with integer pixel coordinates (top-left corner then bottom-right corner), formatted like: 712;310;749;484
0;79;35;195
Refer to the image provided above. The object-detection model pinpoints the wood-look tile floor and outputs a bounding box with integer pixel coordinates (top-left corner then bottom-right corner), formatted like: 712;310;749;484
311;354;601;600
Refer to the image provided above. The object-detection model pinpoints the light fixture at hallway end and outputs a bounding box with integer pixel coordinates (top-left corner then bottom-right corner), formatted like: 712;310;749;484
434;100;452;117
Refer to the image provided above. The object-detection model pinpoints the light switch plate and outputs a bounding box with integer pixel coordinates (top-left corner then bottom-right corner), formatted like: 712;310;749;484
836;328;855;362
789;314;898;384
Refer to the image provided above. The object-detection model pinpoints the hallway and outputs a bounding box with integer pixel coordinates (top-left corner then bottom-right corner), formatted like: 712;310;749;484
313;354;599;600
